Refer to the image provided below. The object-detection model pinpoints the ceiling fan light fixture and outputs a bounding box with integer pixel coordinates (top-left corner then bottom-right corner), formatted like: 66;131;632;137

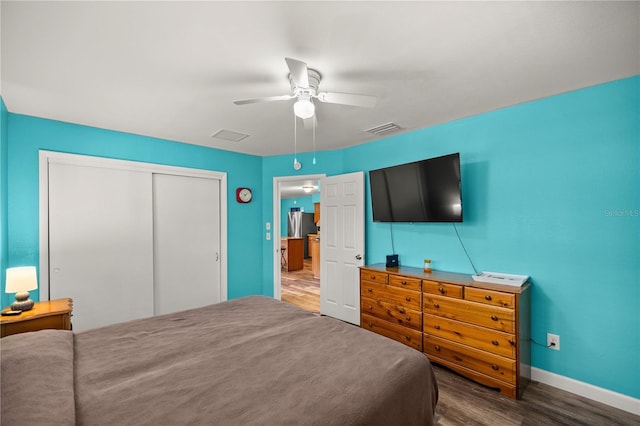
302;185;315;193
294;98;315;119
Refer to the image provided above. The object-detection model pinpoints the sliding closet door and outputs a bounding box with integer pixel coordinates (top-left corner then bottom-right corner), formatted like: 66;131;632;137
152;173;221;315
48;163;154;331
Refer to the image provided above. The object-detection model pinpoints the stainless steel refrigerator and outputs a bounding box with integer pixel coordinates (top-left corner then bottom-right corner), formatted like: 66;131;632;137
287;211;317;258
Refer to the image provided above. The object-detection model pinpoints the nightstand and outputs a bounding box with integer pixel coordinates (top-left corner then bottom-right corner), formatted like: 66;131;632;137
1;298;73;338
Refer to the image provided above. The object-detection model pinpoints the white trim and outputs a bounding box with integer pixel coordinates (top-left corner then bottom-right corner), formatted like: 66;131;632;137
272;174;325;300
531;367;640;416
38;150;228;302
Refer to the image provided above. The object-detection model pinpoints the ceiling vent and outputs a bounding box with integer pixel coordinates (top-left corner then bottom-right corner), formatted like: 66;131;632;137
365;122;402;136
211;129;249;142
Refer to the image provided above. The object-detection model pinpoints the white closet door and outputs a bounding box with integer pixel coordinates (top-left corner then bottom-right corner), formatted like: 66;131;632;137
49;163;154;331
152;173;221;315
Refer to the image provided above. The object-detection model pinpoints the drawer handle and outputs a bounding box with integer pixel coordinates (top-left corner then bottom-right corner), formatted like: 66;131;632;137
491;315;498;321
454;356;463;362
405;297;411;302
485;295;492;301
398;308;406;314
405;317;411;322
370;275;376;280
434;345;441;351
401;280;407;285
434;325;440;330
368;322;373;327
491;364;499;371
368;305;374;311
405;336;411;341
367;288;373;293
438;287;446;294
433;303;440;309
491;340;499;346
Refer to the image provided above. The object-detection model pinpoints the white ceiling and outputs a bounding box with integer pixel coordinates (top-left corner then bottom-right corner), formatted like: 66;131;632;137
1;1;639;158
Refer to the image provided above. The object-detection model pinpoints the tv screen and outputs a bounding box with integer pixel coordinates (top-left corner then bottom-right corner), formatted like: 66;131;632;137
369;153;462;222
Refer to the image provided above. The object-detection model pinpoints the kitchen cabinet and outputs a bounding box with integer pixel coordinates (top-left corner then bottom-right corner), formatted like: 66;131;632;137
314;202;320;224
281;237;304;271
308;234;320;279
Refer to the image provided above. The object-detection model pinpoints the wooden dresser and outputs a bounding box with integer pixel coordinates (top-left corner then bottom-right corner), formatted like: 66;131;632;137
1;298;73;338
360;267;423;352
360;264;530;399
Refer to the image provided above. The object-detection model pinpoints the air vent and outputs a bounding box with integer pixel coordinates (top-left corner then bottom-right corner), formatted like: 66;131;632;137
211;129;249;142
365;122;402;136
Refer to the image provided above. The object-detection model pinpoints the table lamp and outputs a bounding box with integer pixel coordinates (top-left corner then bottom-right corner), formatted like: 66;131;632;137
5;266;38;311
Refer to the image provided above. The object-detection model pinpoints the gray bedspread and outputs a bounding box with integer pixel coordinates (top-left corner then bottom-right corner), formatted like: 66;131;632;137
2;296;437;425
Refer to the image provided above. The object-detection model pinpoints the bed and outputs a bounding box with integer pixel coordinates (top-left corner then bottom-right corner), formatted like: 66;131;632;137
1;296;438;425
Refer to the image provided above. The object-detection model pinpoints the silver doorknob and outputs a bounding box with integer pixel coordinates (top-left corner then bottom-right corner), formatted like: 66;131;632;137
355;254;362;260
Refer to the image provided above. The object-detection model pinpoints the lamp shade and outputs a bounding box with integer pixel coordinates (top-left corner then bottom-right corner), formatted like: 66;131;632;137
5;266;38;294
293;99;315;119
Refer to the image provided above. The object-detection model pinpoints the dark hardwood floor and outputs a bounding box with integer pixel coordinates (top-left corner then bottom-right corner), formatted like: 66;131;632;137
432;364;639;425
280;260;639;425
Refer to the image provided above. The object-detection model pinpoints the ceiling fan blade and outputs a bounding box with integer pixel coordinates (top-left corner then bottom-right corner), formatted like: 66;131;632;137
316;92;377;108
233;94;294;105
285;57;309;88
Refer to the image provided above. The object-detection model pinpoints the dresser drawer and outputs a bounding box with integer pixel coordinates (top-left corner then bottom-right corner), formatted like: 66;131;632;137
423;294;515;333
362;296;422;330
361;281;421;311
423;314;516;358
423;280;463;299
360;270;389;284
361;313;422;351
465;287;515;309
424;334;515;384
388;275;422;292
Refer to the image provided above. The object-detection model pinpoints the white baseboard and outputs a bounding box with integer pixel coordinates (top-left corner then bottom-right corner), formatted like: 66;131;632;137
531;367;640;416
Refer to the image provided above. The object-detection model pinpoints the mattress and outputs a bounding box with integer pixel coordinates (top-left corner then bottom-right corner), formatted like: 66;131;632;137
1;296;438;425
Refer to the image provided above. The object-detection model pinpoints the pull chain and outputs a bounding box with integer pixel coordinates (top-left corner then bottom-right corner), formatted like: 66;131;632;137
312;117;316;165
293;112;297;167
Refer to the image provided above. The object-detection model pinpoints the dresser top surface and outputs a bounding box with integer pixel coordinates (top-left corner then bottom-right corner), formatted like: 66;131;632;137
361;264;530;294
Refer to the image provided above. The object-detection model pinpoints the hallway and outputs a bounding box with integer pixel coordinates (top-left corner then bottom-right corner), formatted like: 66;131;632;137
281;258;320;313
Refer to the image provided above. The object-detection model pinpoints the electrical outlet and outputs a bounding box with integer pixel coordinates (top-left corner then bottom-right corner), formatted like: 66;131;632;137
266;232;271;241
547;333;560;351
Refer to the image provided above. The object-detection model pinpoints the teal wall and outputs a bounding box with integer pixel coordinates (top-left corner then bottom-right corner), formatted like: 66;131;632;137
5;114;264;300
341;76;639;398
2;77;638;399
0;98;8;308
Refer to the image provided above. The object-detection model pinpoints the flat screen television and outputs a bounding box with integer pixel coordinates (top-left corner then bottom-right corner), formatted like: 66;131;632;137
369;153;462;222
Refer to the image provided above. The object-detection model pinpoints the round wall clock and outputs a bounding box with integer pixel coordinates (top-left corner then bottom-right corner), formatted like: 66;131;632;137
236;187;253;203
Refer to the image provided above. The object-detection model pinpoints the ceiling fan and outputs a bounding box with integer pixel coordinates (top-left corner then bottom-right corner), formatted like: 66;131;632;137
233;57;377;120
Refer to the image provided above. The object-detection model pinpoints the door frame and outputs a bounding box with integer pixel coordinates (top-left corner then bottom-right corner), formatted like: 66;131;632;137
272;174;325;300
38;150;228;301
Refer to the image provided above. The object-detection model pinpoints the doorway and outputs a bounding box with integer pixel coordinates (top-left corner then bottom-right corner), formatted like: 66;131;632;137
273;174;324;313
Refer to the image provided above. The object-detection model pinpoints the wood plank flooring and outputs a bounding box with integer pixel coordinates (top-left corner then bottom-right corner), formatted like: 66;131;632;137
432;363;639;425
280;260;639;425
281;258;320;313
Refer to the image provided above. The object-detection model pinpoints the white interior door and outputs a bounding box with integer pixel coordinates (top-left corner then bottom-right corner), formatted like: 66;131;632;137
153;173;221;315
320;171;365;325
48;163;154;331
